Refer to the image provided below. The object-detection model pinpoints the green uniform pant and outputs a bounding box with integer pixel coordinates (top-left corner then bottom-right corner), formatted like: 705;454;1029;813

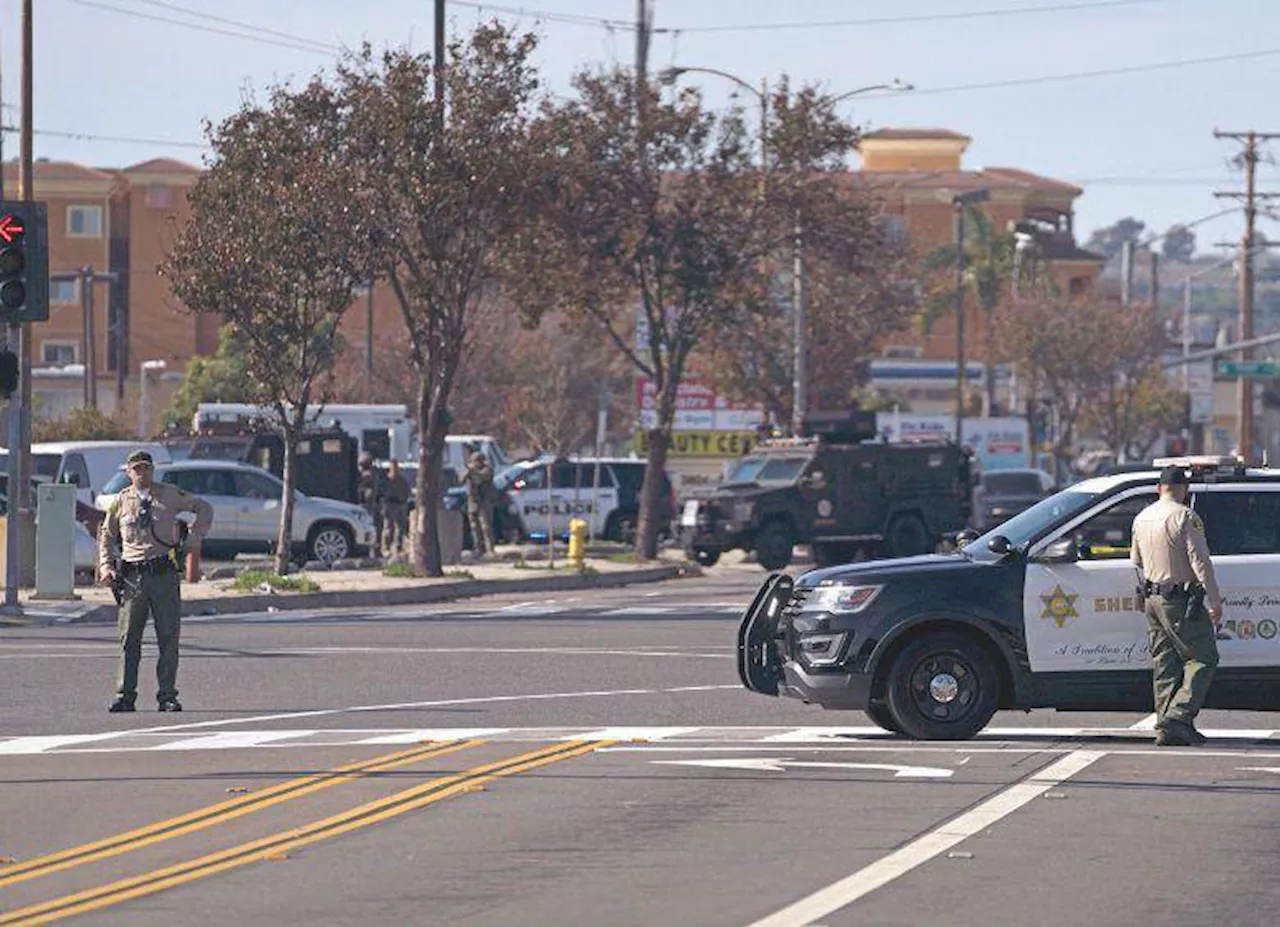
116;566;183;704
468;503;494;554
1146;592;1220;726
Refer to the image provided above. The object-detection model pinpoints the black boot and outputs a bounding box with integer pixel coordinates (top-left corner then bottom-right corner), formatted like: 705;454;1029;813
108;697;135;713
158;698;183;712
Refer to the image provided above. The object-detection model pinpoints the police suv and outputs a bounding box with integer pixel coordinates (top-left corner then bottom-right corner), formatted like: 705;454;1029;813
738;455;1280;740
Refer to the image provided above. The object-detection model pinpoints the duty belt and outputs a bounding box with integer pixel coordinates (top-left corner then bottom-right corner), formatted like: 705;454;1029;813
122;556;175;575
1143;580;1190;597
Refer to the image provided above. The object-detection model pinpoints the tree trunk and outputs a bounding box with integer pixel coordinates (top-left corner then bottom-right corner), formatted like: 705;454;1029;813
274;421;300;575
412;370;446;578
635;374;678;561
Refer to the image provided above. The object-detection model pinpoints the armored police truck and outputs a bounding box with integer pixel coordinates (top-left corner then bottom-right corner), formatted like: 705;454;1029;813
680;410;975;570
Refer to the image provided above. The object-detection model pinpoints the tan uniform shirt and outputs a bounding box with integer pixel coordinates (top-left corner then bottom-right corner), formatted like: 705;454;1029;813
1130;496;1221;608
98;482;214;573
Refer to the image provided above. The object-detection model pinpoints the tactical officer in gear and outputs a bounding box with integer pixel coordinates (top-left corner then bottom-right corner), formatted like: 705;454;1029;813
1130;465;1223;746
98;450;214;713
357;452;386;555
464;450;496;556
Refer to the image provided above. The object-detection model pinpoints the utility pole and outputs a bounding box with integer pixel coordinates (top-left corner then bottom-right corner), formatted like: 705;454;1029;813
1214;129;1280;463
5;0;33;609
83;266;97;407
433;0;445;110
1149;250;1159;310
1119;239;1134;307
635;0;651;92
952;189;990;444
365;283;374;381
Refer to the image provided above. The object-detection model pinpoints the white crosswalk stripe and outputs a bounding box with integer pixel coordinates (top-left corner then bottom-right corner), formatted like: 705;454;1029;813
0;725;1277;756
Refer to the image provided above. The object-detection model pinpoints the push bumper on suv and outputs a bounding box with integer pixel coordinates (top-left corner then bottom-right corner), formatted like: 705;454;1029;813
737;574;873;710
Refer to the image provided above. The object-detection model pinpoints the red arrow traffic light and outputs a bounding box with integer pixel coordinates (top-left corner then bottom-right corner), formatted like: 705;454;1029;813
0;214;24;244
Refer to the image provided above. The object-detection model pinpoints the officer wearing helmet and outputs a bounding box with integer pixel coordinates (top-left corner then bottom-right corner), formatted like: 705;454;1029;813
1130;464;1223;746
357;451;386;554
98;449;213;713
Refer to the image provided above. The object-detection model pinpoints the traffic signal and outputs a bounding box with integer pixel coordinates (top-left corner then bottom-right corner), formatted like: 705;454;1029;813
0;348;16;398
0;201;48;324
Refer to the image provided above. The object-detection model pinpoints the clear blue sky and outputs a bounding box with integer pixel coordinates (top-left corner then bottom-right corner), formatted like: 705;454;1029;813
4;0;1276;253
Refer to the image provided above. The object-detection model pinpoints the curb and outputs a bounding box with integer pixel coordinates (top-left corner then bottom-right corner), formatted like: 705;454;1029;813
63;563;700;626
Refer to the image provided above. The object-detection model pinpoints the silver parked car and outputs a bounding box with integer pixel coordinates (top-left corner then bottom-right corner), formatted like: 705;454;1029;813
96;460;376;563
971;467;1057;533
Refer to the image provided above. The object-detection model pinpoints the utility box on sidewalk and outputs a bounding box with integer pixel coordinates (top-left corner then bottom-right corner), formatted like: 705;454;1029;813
0;510;37;589
436;506;463;565
35;483;77;599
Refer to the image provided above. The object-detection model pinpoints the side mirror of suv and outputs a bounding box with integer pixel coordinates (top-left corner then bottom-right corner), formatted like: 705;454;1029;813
1033;537;1078;564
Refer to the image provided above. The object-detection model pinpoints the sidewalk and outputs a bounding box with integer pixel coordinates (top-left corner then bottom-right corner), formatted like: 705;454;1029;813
5;546;701;627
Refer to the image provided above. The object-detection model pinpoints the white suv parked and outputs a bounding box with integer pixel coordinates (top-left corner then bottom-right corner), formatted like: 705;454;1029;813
97;460;376;563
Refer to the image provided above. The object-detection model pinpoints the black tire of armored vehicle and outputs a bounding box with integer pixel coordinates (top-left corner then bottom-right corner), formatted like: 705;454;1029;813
887;514;932;558
755;522;794;571
883;631;999;740
694;548;721;567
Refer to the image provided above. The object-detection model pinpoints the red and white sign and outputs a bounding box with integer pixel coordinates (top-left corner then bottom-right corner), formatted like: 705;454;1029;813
635;377;764;431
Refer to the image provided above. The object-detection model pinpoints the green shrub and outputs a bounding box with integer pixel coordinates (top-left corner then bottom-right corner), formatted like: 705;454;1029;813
231;569;319;593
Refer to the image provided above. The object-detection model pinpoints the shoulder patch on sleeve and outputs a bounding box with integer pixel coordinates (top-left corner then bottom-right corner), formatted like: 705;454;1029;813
1190;512;1205;533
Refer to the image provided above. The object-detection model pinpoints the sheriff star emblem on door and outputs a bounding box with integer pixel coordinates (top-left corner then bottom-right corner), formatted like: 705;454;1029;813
1040;584;1079;628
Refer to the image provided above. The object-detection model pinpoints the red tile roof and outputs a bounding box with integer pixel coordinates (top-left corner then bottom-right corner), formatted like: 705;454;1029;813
122;157;201;174
1;159;116;182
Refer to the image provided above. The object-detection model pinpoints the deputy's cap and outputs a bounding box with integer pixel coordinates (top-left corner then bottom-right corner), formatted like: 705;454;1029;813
1158;465;1189;486
125;449;154;467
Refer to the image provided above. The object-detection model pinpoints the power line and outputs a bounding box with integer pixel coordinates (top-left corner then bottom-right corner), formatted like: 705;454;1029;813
66;0;340;55
447;0;632;30
2;123;207;150
855;47;1280;98
123;0;342;51
659;0;1175;34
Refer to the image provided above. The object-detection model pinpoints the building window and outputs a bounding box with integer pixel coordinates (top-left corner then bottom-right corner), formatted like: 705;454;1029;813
41;341;78;366
67;205;103;237
144;184;172;209
1069;276;1088;296
51;277;78;304
882;345;923;359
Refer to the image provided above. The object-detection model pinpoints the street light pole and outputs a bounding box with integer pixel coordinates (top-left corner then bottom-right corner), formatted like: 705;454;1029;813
658;66;911;436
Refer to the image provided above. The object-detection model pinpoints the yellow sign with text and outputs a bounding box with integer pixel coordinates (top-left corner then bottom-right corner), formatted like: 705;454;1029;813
633;430;758;458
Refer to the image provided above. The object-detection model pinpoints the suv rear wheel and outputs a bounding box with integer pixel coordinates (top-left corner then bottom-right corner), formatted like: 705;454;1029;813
755;522;794;571
884;631;998;740
864;702;903;735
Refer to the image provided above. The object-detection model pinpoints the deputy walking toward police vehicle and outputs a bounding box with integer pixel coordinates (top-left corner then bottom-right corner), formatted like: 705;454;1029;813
98;449;213;713
1130;465;1223;746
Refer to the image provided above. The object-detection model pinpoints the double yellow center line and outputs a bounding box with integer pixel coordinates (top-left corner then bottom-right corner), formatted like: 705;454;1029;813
2;739;605;925
0;738;475;890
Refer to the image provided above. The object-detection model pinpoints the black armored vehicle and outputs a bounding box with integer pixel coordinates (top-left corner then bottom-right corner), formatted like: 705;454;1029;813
680;410;976;570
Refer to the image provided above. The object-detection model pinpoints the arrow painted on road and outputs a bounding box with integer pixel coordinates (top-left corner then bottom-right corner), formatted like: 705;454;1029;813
651;757;953;778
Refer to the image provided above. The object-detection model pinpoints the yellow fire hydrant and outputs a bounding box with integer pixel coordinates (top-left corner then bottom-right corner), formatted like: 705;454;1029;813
568;517;588;569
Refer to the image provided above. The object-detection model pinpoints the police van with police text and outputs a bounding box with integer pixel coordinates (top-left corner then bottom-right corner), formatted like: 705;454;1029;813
738;456;1280;739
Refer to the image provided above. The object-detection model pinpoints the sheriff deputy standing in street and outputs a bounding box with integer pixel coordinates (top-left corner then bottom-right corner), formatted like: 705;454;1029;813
1130;465;1223;747
98;449;213;713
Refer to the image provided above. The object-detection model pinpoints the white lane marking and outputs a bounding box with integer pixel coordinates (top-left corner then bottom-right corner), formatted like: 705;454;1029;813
569;727;701;742
745;750;1104;927
1129;713;1160;730
652;757;953;778
150;731;317;751
1238;766;1280;775
0;733;132;755
346;728;509;744
118;685;743;735
252;646;732;660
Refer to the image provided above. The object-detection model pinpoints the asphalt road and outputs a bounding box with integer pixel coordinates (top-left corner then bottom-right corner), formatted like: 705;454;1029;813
2;566;1279;926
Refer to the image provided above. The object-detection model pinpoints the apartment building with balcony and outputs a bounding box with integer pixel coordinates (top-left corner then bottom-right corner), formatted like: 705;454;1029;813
854;128;1105;412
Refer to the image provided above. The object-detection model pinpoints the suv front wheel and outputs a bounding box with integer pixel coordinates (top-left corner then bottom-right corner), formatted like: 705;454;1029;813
307;523;353;564
883;631;998;740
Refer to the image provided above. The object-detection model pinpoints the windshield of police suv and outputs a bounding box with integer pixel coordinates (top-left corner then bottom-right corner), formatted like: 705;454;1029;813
725;455;808;485
964;488;1099;555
